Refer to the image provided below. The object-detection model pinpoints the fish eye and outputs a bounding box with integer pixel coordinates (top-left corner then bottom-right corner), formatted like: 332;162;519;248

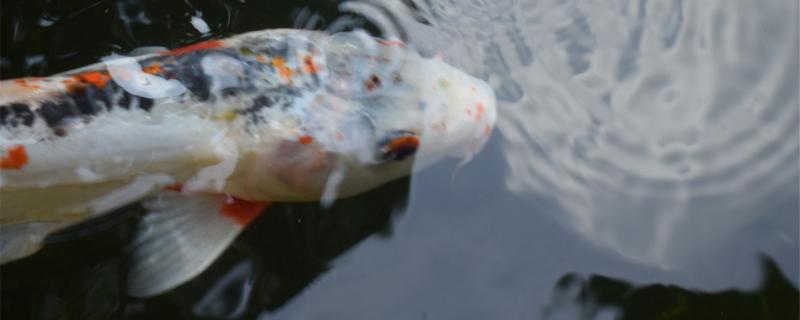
378;130;419;161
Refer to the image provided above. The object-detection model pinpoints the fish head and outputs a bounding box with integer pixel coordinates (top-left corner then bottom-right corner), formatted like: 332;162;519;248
313;30;497;170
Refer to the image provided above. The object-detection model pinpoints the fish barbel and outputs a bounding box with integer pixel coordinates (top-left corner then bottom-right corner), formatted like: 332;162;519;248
0;29;496;296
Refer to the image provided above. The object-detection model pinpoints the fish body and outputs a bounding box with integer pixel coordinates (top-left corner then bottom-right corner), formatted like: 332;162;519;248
0;29;496;296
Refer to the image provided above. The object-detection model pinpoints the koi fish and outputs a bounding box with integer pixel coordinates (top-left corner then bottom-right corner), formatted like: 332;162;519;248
0;29;496;297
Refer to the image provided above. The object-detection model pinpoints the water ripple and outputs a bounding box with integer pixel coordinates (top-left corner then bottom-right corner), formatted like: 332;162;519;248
389;0;799;268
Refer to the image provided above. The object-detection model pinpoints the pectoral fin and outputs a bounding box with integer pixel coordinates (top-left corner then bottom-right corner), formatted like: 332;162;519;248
127;190;268;297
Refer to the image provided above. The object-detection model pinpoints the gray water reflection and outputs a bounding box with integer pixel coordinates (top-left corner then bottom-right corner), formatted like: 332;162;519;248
267;0;797;318
407;0;799;273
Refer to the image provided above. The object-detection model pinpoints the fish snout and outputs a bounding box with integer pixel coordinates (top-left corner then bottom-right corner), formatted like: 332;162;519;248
415;70;497;167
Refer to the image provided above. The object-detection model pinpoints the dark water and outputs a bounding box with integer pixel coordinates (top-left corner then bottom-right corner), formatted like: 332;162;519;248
2;0;798;319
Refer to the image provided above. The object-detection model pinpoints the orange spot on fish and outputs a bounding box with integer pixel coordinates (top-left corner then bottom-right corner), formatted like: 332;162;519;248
78;72;111;88
470;86;477;92
1;145;29;170
62;77;83;93
256;54;267;64
143;63;163;75
475;102;485;121
484;124;492;137
14;79;42;90
271;57;293;80
298;135;314;145
376;39;405;47
303;55;319;74
220;196;269;226
166;40;225;56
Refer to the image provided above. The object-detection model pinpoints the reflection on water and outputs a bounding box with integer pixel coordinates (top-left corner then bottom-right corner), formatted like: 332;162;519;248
543;256;799;320
1;0;798;318
394;0;799;270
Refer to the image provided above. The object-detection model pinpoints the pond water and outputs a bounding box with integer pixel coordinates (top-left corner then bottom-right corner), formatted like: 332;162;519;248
1;0;798;319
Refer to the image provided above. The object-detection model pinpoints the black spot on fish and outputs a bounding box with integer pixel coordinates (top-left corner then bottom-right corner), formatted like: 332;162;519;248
138;96;154;112
69;89;101;116
10;103;35;127
97;84;116;111
221;87;240;97
117;91;133;109
0;105;10;126
177;54;212;102
37;100;76;127
239;94;291;124
365;74;382;91
53;127;67;137
252;95;273;109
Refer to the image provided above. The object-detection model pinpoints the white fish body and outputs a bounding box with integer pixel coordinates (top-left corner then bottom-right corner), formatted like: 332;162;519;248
0;29;496;296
